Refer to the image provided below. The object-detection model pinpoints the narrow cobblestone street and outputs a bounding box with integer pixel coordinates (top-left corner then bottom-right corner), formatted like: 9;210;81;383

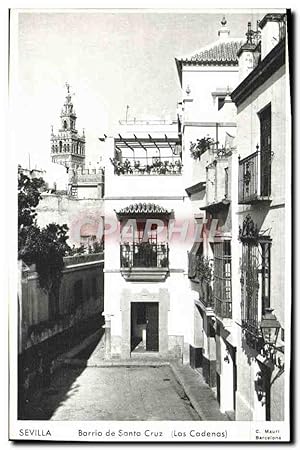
51;366;199;421
21;335;228;421
24;364;200;421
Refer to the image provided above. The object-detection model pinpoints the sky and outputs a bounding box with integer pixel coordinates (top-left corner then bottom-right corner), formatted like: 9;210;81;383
13;9;266;169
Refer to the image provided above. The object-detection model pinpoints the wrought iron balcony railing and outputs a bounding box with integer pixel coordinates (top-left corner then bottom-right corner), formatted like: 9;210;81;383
214;298;232;319
120;242;169;269
238;149;271;204
188;253;214;308
111;157;182;176
199;278;214;309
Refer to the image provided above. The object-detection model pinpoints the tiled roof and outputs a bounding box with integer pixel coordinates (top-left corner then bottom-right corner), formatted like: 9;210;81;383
178;39;244;66
116;203;171;216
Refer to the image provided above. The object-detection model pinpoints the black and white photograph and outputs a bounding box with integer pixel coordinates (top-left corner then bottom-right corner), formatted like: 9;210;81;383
8;6;291;442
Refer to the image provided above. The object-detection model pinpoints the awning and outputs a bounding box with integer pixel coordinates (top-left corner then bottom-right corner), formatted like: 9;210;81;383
115;202;172;218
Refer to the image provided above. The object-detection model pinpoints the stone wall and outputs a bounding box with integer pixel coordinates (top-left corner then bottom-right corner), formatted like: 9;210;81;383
19;256;104;354
36;193;104;246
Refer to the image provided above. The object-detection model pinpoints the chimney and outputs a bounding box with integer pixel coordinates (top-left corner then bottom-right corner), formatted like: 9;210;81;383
218;16;230;40
236;22;257;82
218;91;236;122
259;13;285;59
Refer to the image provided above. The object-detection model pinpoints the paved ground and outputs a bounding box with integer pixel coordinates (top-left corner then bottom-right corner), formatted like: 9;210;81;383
25;366;200;421
21;333;228;421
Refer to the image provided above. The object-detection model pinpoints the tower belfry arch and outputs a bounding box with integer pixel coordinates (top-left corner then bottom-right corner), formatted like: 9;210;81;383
51;83;85;170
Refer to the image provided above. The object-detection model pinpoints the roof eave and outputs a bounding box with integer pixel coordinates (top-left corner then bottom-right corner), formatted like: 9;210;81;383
175;58;183;87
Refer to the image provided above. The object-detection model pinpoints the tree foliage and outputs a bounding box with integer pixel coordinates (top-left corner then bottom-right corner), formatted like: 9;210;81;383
18;170;70;291
18;170;46;250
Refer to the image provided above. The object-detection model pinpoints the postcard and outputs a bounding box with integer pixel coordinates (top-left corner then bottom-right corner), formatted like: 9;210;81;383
9;7;291;442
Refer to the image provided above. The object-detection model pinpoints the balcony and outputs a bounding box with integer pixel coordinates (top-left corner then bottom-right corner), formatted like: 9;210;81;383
238;149;271;204
74;168;103;183
215;298;232;319
111;133;182;176
111;156;182;176
198;278;214;310
200;153;231;213
120;242;169;281
188;254;214;311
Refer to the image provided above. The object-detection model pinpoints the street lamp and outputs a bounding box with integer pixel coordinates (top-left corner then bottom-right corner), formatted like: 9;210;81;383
259;307;281;347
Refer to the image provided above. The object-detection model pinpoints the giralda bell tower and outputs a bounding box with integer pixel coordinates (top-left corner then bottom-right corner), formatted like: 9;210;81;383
51;83;85;170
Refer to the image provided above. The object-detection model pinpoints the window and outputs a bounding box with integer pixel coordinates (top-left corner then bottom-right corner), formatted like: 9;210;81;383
239;216;271;336
63;120;67;129
213;240;232;318
136;221;157;243
59;141;62;153
259;104;272;197
120;219;168;269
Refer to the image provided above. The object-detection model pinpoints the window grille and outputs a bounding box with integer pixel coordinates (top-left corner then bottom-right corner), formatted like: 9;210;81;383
240;240;271;333
213;240;232;318
224;167;229;199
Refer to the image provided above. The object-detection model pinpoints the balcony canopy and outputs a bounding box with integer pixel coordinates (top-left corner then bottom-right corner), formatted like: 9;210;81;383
115;133;181;154
115;202;172;218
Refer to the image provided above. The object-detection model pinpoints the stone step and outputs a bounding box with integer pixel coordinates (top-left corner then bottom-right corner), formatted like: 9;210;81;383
170;362;229;421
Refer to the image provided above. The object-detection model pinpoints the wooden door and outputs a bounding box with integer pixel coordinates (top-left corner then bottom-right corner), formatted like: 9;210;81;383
146;303;159;351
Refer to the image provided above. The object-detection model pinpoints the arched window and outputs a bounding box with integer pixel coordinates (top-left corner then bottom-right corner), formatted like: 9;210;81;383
64;120;67;129
67;144;70;152
59;141;62;153
63;144;66;152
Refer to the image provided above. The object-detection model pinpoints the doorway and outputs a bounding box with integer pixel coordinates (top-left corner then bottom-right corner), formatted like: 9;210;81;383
131;302;159;352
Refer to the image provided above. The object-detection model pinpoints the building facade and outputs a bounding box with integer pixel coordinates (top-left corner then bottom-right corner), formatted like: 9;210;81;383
102;119;196;360
176;18;243;418
231;13;288;421
174;13;289;421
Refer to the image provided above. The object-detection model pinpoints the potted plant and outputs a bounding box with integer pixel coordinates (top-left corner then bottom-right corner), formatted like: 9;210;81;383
190;137;215;160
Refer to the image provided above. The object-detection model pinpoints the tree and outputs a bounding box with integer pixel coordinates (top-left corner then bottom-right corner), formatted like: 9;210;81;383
18;169;70;294
18;169;45;251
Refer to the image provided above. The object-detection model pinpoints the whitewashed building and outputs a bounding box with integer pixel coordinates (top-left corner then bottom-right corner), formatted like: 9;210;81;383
100;14;289;422
231;13;289;421
176;17;243;417
102;119;197;360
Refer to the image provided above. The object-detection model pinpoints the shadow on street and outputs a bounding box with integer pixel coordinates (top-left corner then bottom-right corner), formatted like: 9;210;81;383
19;333;102;420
